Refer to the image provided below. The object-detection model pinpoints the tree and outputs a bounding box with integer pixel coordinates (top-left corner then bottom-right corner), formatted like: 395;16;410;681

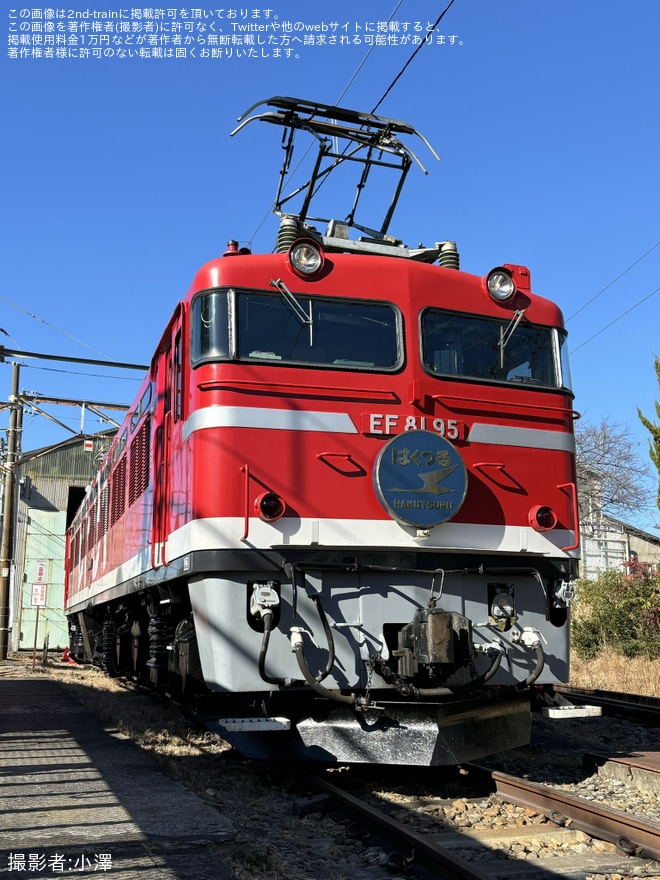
575;416;652;523
638;355;660;511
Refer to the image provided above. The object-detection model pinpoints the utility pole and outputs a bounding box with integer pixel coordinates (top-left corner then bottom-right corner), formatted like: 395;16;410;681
0;363;21;661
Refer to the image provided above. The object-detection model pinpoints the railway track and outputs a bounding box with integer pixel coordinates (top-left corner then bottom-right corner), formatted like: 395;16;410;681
85;671;660;876
302;762;660;880
556;684;660;722
490;767;660;861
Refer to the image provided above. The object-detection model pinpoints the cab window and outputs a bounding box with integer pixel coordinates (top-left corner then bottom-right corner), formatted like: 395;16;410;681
422;310;563;389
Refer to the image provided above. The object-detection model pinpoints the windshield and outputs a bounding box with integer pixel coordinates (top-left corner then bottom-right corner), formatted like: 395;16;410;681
422;309;569;390
192;289;401;371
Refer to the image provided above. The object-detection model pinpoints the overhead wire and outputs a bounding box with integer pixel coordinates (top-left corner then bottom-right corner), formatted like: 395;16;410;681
367;1;654;359
8;1;463;445
334;0;405;107
567;239;660;352
571;282;660;354
371;0;458;114
16;363;142;381
245;0;405;248
0;294;114;361
366;3;658;359
566;240;660;322
10;4;653;366
25;3;454;357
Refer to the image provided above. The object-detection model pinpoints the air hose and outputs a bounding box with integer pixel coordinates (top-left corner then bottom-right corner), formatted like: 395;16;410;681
291;628;356;705
522;642;545;687
258;610;287;685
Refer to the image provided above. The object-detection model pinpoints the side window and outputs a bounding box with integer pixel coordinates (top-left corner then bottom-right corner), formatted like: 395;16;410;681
113;430;127;462
130;385;152;433
558;331;572;391
191;291;229;365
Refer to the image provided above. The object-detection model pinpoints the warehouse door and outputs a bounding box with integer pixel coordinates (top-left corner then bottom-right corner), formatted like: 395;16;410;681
19;509;69;652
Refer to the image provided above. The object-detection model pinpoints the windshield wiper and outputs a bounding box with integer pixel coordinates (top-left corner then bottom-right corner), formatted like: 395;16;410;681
269;278;313;326
498;309;526;371
269;278;314;348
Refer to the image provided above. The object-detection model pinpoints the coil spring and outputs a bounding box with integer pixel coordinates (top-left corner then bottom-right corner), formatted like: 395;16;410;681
438;241;460;270
276;216;301;253
147;614;170;669
102;619;116;674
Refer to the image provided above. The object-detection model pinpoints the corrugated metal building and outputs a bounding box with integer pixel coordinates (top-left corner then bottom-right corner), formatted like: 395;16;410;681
579;514;660;580
10;431;115;652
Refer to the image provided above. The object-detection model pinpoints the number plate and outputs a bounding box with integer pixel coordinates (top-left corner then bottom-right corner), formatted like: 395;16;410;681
362;413;465;439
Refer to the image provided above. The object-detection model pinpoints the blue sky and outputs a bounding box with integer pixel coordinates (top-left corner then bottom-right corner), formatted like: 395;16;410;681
2;0;660;529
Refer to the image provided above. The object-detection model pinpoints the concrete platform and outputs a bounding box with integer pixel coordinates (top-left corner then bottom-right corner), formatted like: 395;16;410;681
0;676;236;879
586;749;660;794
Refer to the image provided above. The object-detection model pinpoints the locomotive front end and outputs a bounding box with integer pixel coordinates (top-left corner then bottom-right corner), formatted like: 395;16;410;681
65;97;578;767
180;241;576;763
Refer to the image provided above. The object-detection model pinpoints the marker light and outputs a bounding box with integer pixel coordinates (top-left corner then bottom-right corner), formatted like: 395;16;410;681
254;492;286;523
529;505;557;532
486;268;516;302
289;239;325;277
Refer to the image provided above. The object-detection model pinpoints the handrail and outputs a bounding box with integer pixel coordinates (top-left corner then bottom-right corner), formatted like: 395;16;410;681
558;482;580;551
240;464;250;542
197;379;400;403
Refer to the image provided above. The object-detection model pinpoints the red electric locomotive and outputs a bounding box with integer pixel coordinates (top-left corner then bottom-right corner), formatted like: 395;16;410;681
65;98;578;764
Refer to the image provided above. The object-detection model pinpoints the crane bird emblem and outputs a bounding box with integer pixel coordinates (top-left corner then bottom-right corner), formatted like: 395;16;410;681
391;464;459;495
373;430;468;528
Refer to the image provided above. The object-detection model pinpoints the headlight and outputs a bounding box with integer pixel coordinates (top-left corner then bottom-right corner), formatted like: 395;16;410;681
289;239;324;277
486;268;516;302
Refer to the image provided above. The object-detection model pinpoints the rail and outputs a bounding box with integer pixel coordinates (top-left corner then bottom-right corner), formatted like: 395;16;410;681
306;773;499;880
490;768;660;861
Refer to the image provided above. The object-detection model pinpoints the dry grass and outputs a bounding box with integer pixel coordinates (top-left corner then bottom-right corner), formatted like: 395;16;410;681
570;652;660;696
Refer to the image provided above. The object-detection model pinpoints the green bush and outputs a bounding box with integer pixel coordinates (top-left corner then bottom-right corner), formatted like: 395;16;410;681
571;570;660;660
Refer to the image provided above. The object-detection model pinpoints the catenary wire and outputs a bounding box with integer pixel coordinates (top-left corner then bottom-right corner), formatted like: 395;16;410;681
571;283;660;353
3;1;416;441
334;0;405;106
371;0;458;114
14;363;143;381
326;0;657;362
566;240;660;322
0;294;114;361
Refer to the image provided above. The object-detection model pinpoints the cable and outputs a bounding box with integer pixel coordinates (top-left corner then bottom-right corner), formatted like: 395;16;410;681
571;283;660;353
335;0;405;107
0;294;114;361
14;363;143;381
371;0;459;114
566;240;660;322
